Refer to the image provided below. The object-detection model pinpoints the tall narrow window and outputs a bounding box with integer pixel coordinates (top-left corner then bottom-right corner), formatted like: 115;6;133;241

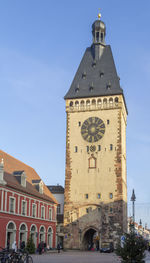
85;194;88;199
78;122;81;127
32;204;36;217
75;146;78;153
41;206;45;219
97;193;101;199
87;146;89;152
57;204;61;215
9;197;15;213
89;155;96;168
22;200;27;216
49;208;52;220
109;193;113;199
98;145;101;151
96;32;99;42
110;144;113;151
107;120;110;125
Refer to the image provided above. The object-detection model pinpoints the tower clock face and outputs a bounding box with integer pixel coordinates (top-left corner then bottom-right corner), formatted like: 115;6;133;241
81;117;105;143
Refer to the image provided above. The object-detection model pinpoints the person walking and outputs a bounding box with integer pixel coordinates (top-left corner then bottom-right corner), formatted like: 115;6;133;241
57;243;60;253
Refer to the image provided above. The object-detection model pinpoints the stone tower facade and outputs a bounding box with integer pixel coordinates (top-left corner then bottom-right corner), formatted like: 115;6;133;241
64;17;127;250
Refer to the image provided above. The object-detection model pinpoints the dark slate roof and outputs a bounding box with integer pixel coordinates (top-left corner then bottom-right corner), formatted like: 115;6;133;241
64;45;124;99
47;185;64;194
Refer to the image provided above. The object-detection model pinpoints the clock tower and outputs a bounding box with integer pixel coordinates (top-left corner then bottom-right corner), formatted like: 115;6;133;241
64;15;127;250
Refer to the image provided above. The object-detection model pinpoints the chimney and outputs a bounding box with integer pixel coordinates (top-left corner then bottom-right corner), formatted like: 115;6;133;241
0;159;6;185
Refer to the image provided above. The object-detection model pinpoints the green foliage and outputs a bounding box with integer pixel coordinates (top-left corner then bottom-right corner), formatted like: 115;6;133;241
116;230;147;263
26;235;35;254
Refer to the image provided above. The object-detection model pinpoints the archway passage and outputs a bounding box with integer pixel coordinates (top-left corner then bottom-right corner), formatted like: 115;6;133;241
82;228;99;251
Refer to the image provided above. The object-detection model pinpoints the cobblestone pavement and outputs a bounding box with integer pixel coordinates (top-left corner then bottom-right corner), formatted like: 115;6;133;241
32;251;121;263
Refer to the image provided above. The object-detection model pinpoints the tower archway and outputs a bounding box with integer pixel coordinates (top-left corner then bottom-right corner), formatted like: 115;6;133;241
82;227;100;250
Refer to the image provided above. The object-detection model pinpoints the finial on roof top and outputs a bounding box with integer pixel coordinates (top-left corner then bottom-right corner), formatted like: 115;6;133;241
98;9;101;20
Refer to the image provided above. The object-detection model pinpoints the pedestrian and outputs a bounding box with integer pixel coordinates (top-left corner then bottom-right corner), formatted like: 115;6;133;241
20;241;25;251
12;241;17;252
57;243;60;253
38;242;42;255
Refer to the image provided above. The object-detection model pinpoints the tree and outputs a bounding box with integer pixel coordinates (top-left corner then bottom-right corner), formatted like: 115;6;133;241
116;229;147;263
26;235;35;254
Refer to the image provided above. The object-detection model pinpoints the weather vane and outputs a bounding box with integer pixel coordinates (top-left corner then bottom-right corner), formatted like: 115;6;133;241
98;8;101;20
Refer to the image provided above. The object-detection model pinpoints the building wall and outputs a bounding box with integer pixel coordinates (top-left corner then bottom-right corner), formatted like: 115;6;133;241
0;187;56;249
53;193;64;214
64;95;127;249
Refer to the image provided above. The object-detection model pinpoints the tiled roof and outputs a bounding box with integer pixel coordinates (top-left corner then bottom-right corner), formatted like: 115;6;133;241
4;172;54;202
0;150;57;204
47;185;64;194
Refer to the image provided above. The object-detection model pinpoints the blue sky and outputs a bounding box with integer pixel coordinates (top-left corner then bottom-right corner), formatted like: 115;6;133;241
0;0;150;226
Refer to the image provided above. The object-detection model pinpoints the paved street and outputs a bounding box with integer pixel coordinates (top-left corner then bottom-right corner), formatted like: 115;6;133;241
31;250;150;263
32;251;121;263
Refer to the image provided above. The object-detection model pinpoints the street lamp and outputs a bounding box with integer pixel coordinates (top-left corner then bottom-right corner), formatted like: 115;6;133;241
131;189;136;231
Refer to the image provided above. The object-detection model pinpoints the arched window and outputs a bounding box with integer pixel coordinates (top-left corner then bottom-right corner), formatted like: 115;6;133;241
48;227;52;233
103;98;107;107
97;99;102;105
109;98;113;103
80;100;85;106
40;226;45;233
75;101;79;106
115;97;118;103
30;225;36;232
7;222;15;230
47;227;53;248
92;99;96;105
69;101;73;107
86;100;90;106
20;224;26;231
88;155;96;169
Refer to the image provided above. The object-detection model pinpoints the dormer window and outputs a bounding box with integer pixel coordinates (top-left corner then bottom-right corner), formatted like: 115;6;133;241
13;171;26;188
92;60;96;67
100;71;104;78
82;72;86;79
75;88;79;93
89;86;94;92
32;179;44;194
107;82;111;90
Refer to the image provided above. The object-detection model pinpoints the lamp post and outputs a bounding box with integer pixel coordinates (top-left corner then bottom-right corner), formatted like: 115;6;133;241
131;189;136;231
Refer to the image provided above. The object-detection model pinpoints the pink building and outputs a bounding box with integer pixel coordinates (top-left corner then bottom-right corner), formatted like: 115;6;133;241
0;150;57;249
